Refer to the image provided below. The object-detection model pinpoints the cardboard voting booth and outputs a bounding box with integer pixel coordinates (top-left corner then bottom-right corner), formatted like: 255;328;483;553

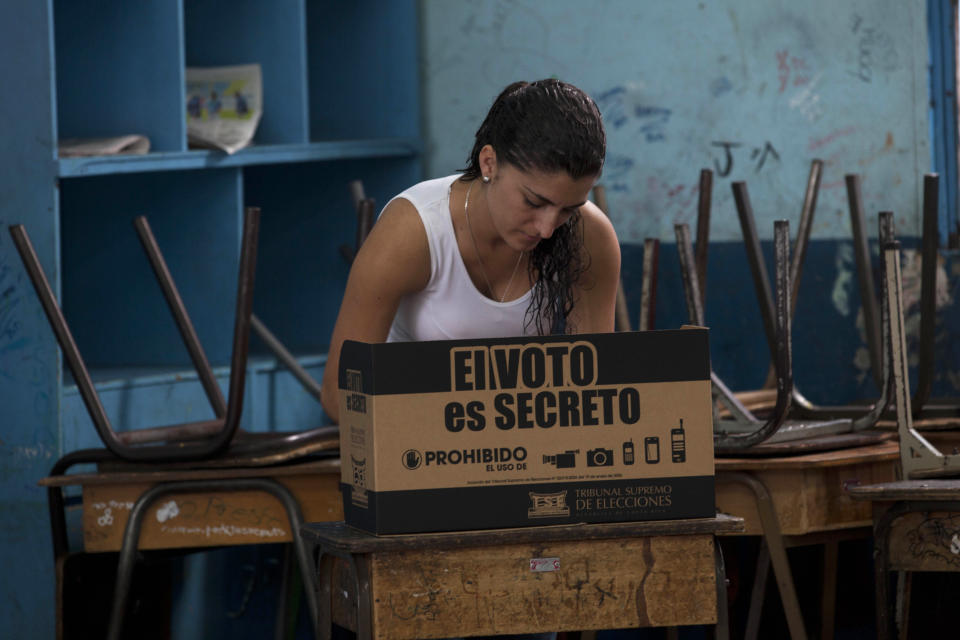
338;329;714;535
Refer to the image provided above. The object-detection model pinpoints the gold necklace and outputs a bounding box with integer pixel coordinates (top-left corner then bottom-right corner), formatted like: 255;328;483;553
464;179;524;303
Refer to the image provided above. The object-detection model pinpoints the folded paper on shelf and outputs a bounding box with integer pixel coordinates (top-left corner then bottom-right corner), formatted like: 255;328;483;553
186;64;262;155
58;135;150;157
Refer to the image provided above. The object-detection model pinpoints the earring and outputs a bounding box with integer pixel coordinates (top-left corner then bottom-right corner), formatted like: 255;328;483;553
482;175;490;183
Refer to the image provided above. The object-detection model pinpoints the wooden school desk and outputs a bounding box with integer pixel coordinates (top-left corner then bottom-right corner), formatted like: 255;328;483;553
849;479;960;640
301;515;744;640
39;458;343;638
714;438;900;640
40;459;343;552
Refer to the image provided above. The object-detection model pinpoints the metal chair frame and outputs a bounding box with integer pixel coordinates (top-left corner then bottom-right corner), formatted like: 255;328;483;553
8;207;259;462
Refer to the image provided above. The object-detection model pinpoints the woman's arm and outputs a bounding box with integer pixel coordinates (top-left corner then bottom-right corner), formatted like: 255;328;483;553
320;197;431;423
568;201;621;334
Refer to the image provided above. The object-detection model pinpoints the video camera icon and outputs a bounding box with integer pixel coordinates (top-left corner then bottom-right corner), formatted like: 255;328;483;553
543;450;579;468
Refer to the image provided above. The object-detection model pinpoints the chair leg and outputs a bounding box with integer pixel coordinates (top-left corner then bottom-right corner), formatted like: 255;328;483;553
713;540;730;640
274;543;301;640
820;540;839;640
107;478;320;640
722;473;807;640
895;571;911;640
744;541;770;640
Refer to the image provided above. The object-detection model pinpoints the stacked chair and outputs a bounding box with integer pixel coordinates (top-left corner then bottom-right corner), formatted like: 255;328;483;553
666;162;909;640
9;194;376;638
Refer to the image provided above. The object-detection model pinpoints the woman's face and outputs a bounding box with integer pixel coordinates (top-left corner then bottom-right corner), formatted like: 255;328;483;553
484;162;597;252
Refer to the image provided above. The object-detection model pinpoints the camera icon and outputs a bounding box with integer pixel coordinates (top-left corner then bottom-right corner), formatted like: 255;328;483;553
586;447;614;467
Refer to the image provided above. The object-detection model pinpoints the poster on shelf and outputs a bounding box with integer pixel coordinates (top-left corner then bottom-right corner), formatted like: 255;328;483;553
185;64;262;154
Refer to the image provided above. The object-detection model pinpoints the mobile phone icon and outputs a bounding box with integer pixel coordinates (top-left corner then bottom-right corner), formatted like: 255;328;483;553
644;437;660;464
623;440;635;465
671;419;686;463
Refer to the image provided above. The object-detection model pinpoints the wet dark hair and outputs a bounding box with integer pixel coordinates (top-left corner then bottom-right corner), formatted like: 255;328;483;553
461;79;606;334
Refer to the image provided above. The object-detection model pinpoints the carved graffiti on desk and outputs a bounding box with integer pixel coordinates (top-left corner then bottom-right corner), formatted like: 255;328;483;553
158;523;287;539
89;494;288;540
175;495;285;530
906;513;960;569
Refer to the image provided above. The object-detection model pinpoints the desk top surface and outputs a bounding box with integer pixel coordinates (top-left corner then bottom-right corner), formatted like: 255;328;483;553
715;439;899;471
848;479;960;501
300;514;743;552
39;457;340;487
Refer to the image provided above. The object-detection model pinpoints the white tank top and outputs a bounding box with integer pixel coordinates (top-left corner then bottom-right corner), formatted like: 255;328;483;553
387;174;536;342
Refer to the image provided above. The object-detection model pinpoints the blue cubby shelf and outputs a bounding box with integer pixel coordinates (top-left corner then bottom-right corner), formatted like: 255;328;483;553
57;138;421;177
2;0;421;636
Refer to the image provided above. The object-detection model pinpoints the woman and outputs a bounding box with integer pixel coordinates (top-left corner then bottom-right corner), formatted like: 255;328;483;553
320;79;621;425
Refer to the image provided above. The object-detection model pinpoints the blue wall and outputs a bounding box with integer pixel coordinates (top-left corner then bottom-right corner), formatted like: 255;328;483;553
421;0;929;240
421;0;960;405
0;1;957;637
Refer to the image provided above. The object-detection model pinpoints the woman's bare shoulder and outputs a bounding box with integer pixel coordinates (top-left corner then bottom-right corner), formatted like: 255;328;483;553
578;200;620;270
352;196;432;295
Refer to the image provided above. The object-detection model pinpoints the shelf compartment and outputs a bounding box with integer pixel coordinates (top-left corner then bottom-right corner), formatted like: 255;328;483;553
184;0;309;146
59;168;243;370
184;0;309;144
57;138;421;177
53;0;185;152
307;0;420;140
244;156;421;355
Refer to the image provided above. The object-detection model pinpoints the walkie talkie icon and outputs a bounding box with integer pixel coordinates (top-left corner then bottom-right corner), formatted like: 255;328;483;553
671;419;686;463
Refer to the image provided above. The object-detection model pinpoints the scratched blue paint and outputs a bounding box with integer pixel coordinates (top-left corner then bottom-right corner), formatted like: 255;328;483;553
0;2;59;637
711;76;733;97
421;0;930;242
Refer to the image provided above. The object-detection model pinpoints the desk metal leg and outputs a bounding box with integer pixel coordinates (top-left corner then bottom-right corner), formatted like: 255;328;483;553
820;540;838;640
314;549;335;640
313;547;374;640
714;540;730;640
351;554;374;640
895;572;911;640
106;479;320;640
721;472;808;640
744;541;770;640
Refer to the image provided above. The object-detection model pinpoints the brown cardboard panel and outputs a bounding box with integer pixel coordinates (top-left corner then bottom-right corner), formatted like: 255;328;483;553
340;330;714;534
358;381;712;491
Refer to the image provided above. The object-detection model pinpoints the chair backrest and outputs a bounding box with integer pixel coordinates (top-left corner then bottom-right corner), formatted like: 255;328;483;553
140;207;341;453
7;206;260;462
884;225;960;479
